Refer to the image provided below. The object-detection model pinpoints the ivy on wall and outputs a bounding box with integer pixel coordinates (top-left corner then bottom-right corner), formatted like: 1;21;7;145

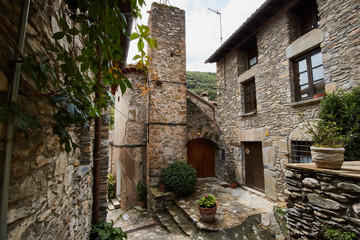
0;0;156;152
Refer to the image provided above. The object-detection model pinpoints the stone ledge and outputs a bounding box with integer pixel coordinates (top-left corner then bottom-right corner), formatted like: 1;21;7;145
289;97;323;108
240;111;257;117
285;161;360;179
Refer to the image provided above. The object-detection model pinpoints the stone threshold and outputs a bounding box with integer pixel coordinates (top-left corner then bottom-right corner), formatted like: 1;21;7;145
285;161;360;179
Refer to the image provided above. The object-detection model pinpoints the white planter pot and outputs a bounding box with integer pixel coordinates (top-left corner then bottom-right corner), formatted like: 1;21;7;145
310;146;345;169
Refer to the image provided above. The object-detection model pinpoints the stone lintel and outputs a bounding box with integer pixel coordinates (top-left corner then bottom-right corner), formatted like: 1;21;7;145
286;28;323;59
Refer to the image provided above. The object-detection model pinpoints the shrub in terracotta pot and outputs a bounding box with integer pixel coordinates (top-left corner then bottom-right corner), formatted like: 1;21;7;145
300;117;350;170
197;194;217;223
229;178;237;189
136;182;147;208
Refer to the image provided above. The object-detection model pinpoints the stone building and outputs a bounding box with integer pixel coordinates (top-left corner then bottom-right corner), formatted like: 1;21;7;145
0;0;131;238
112;3;220;208
206;0;360;201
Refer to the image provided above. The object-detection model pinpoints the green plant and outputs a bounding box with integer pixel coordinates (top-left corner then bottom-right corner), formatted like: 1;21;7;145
197;194;216;208
229;178;237;183
90;220;127;240
0;0;157;152
136;182;147;202
318;88;360;160
323;225;357;240
161;161;197;196
108;173;115;199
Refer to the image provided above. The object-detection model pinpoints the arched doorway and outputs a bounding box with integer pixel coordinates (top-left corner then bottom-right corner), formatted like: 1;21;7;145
187;139;215;178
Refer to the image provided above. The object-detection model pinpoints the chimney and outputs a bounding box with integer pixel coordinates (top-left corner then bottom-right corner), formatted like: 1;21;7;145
201;92;209;102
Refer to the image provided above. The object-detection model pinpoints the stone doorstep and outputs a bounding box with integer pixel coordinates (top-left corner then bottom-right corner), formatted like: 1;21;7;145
111;198;121;209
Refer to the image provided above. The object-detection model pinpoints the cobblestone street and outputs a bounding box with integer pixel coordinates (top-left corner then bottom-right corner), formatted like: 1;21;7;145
107;179;285;240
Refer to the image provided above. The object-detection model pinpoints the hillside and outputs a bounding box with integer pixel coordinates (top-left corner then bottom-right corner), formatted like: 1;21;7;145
186;71;217;101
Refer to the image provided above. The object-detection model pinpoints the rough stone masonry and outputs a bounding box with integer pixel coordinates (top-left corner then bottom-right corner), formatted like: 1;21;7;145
147;3;187;186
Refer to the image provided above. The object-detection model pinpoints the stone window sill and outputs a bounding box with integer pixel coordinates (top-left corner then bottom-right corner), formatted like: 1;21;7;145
290;96;324;108
240;110;257;117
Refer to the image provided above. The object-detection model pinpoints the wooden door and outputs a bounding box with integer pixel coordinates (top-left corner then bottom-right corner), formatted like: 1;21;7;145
187;139;215;178
244;142;265;192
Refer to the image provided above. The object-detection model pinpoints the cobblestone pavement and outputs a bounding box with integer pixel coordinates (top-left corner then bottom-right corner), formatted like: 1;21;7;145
106;178;285;240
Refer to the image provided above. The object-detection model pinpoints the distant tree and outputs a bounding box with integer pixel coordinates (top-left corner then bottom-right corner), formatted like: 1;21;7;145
186;71;217;101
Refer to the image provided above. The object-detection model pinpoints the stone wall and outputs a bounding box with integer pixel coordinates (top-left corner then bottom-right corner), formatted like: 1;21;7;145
0;0;95;238
285;162;360;239
215;0;360;201
147;3;187;186
112;68;147;208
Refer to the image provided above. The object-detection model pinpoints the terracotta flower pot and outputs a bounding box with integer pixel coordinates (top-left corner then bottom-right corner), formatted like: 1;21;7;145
198;204;218;223
230;182;237;189
310;146;345;169
139;201;146;208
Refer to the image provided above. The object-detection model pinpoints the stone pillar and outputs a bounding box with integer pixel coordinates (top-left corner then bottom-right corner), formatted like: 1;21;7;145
147;3;187;186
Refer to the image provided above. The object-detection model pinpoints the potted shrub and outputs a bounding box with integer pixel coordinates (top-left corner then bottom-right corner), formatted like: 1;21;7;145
136;182;147;208
229;178;237;189
300;116;350;170
197;194;217;223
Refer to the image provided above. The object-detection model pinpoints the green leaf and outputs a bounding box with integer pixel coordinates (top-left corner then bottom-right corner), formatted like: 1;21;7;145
81;62;89;72
123;78;132;89
130;32;139;40
137;39;144;52
53;31;65;40
66;103;76;119
68;28;80;35
59;18;69;31
76;55;87;62
119;80;126;95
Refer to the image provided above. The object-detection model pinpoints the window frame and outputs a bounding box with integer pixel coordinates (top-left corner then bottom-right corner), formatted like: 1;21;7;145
293;49;324;101
290;140;313;163
242;78;257;113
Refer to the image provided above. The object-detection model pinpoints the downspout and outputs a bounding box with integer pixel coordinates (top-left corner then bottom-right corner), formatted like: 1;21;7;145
0;0;31;239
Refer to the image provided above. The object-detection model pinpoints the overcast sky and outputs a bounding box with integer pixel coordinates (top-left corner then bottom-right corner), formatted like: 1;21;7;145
127;0;266;73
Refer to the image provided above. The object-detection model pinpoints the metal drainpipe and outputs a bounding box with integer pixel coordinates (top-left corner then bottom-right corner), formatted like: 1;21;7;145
0;0;31;239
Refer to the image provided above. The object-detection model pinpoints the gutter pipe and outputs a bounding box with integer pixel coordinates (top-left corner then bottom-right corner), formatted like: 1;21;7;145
0;0;31;239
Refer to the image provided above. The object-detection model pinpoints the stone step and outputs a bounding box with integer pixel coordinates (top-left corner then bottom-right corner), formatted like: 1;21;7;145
157;211;183;235
116;195;121;202
107;202;115;211
111;198;121;209
166;204;197;236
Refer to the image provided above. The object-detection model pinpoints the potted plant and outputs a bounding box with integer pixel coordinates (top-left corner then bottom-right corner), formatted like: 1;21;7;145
197;194;217;223
300;114;350;169
136;182;147;208
229;178;237;189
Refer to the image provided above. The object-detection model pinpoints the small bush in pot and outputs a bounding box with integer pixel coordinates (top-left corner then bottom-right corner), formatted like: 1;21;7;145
229;178;237;189
197;194;217;223
161;161;197;196
136;182;147;208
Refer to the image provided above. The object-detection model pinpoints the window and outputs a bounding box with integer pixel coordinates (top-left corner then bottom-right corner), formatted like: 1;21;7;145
294;49;324;101
243;78;257;113
291;140;313;163
290;0;319;36
247;43;258;68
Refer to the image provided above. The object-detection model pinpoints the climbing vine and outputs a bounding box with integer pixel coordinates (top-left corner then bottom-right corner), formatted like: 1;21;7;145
0;0;156;151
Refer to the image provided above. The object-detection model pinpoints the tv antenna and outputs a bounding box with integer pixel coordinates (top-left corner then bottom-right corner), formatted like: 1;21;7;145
160;0;171;5
208;8;223;45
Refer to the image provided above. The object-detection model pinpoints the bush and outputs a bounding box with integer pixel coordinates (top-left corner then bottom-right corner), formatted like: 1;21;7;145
90;220;127;240
318;87;360;160
161;161;197;196
108;173;115;199
323;225;357;240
